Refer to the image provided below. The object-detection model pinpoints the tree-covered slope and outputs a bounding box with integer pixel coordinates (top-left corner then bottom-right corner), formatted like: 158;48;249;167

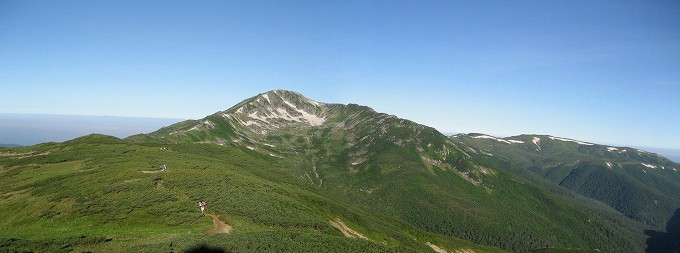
450;133;680;229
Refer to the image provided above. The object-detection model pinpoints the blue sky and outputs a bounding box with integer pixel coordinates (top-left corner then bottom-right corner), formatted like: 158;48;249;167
1;1;679;149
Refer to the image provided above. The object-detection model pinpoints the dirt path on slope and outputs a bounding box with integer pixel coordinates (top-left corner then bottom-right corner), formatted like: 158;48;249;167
426;242;476;253
329;218;368;240
426;242;449;253
0;151;50;159
141;170;162;174
205;214;232;234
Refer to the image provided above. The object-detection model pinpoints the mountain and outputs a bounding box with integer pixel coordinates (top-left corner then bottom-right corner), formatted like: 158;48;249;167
449;133;680;228
2;90;672;252
130;90;650;252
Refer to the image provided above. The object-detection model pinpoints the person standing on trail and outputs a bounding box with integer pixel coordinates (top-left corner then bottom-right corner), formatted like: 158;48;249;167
199;200;206;213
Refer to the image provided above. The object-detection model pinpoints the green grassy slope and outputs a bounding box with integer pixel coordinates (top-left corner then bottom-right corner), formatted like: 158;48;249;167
0;134;502;253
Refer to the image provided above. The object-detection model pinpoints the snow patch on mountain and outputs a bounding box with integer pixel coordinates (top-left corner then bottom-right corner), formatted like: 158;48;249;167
507;139;524;144
641;163;657;169
481;150;494;156
606;162;613;169
471;134;518;144
236;100;326;126
297;108;325;126
471;135;499;140
533;137;541;151
549;136;594;145
277;96;325;126
607;147;618;152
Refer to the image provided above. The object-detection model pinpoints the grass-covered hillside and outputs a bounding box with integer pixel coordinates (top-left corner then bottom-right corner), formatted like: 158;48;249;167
0;134;502;252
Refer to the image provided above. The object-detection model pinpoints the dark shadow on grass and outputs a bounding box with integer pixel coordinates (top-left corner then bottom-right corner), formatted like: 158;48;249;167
646;208;680;253
185;244;230;253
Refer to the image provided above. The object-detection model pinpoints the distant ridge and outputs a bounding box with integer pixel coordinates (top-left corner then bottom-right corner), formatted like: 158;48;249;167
451;133;680;228
0;113;183;145
637;146;680;164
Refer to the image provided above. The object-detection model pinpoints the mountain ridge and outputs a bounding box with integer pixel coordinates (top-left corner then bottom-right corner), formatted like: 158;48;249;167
3;89;676;252
127;90;658;252
450;132;680;228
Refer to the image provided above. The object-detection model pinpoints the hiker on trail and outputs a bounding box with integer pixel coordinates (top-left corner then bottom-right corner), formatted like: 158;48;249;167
160;164;167;171
199;200;206;213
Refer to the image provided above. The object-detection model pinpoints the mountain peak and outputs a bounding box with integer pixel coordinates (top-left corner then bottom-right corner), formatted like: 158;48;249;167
259;89;323;107
225;90;326;128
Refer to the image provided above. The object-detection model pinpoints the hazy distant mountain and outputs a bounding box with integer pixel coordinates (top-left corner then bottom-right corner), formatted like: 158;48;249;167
0;143;21;148
637;146;680;164
0;113;183;145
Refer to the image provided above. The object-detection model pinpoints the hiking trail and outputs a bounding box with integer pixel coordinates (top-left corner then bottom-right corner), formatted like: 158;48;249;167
205;214;232;234
329;218;368;240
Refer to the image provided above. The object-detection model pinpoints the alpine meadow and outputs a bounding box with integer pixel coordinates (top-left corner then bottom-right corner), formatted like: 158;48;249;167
2;90;679;252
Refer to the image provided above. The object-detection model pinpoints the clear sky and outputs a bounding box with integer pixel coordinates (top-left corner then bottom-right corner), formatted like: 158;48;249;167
1;1;679;149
